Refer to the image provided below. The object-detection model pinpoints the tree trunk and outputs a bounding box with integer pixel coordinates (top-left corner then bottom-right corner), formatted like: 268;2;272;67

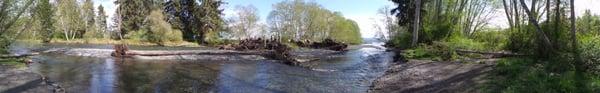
513;0;521;31
547;0;551;21
519;0;554;49
411;0;422;47
502;0;514;29
569;0;586;92
555;0;561;34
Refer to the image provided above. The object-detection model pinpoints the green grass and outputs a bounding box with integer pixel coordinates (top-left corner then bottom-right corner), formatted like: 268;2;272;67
486;57;600;93
51;38;201;47
0;58;26;68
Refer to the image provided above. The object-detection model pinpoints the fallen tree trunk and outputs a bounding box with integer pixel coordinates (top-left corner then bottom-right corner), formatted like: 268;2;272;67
0;53;40;59
455;49;528;58
124;50;274;56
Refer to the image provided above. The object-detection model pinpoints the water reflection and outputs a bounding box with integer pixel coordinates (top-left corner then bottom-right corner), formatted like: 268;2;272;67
25;43;392;93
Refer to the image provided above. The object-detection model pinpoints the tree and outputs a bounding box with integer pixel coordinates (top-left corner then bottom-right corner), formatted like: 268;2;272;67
390;0;422;47
97;5;108;38
267;0;362;44
35;0;54;43
82;0;100;39
197;0;225;44
519;0;553;50
146;10;183;46
228;5;260;40
410;0;421;47
577;10;600;34
569;0;586;92
115;0;156;35
0;0;34;51
164;0;201;41
56;0;83;41
164;0;226;44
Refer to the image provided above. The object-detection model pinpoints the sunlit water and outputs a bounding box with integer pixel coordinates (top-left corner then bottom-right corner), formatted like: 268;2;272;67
11;41;393;93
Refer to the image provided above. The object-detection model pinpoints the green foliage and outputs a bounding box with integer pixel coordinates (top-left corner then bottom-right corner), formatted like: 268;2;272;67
56;0;84;40
163;0;225;44
133;10;184;45
204;31;225;46
35;0;55;43
268;0;362;44
402;44;444;61
487;58;600;93
330;18;363;44
83;27;103;39
0;58;26;68
97;5;108;39
580;35;600;74
402;36;493;61
472;29;508;51
115;0;160;35
124;29;147;42
577;10;600;35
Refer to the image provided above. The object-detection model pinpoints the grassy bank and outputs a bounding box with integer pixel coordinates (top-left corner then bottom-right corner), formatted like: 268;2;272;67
48;39;201;47
486;57;600;92
0;58;27;68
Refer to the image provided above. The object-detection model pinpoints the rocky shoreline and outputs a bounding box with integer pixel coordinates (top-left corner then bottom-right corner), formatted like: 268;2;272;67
0;65;64;93
369;59;498;93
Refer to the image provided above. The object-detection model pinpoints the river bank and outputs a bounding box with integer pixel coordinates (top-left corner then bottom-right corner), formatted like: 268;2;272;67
18;39;202;47
369;59;497;93
0;65;61;93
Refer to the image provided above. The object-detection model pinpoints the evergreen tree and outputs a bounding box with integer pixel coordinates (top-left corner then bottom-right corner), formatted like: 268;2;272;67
115;0;155;35
197;0;225;44
97;5;108;38
35;0;55;43
164;0;225;44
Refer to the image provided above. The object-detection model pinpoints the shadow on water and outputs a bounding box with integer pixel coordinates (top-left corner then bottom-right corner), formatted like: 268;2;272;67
14;41;394;93
1;79;43;93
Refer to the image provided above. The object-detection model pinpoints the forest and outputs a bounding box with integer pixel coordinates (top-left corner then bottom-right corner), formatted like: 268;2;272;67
378;0;600;92
1;0;600;93
0;0;362;47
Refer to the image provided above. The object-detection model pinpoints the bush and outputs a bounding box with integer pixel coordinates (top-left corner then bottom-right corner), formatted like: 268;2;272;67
473;29;508;51
488;57;600;93
124;29;148;42
122;10;184;46
402;36;488;61
580;35;600;74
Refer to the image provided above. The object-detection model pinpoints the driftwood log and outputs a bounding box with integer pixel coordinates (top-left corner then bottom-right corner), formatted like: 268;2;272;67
295;39;348;51
0;53;40;59
456;49;527;58
112;44;275;57
112;43;316;66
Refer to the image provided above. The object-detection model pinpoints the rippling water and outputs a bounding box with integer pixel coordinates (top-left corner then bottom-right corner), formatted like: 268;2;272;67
12;41;393;93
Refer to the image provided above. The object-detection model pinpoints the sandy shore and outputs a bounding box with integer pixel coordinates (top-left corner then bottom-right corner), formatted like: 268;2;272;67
369;59;498;93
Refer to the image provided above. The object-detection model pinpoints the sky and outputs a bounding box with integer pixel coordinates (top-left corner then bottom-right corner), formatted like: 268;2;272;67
94;0;600;38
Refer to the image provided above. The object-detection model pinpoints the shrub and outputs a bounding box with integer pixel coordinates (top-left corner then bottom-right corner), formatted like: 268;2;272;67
580;35;600;74
488;58;600;93
473;30;508;51
148;10;182;45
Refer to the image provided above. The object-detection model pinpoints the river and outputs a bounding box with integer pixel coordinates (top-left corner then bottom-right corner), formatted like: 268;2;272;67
9;40;394;93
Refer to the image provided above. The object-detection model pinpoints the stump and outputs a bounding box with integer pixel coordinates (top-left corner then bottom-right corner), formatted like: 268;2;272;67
112;44;129;57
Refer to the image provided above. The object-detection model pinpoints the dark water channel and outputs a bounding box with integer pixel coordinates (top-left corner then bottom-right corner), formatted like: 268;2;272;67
10;41;394;93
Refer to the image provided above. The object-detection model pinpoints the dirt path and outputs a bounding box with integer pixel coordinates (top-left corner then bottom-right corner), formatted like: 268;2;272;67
369;59;498;93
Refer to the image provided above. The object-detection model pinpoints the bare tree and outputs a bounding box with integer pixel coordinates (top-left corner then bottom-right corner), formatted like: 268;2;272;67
519;0;553;50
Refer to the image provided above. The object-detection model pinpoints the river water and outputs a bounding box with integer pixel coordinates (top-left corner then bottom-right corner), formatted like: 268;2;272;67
10;41;394;93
